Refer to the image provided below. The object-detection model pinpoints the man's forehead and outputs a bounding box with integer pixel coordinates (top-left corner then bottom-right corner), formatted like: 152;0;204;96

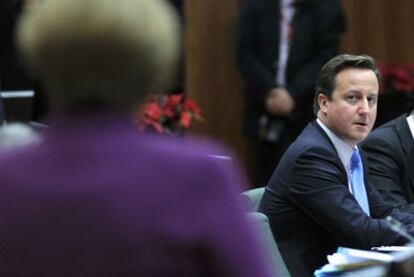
334;68;379;88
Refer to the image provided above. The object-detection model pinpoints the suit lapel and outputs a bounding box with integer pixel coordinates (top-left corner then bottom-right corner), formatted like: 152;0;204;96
396;115;413;155
311;121;349;182
359;150;371;187
395;115;414;188
407;149;414;187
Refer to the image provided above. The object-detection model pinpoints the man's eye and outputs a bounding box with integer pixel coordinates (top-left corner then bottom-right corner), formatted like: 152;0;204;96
367;96;377;105
346;95;357;102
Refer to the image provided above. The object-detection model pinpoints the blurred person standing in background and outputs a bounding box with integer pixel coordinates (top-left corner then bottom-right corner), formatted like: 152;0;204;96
236;0;345;186
0;0;46;121
0;0;32;90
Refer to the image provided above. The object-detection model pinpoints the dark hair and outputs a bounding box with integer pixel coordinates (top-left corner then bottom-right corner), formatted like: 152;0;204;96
313;54;380;114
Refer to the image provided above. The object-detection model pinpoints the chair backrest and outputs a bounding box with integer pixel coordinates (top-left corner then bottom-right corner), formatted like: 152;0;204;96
247;212;291;277
242;187;291;277
241;187;265;212
0;90;34;123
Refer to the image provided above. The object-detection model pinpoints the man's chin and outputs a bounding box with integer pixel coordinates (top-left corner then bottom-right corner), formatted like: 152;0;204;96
354;133;370;144
353;124;373;135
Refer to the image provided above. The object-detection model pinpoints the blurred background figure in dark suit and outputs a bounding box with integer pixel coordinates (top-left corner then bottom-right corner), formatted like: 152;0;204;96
236;0;345;186
0;0;46;122
0;0;32;90
166;0;185;95
0;0;271;276
361;110;414;213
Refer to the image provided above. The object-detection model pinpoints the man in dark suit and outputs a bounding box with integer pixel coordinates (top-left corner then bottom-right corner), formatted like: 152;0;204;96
236;0;345;186
259;54;414;276
0;0;271;275
361;110;414;212
0;0;30;91
0;0;46;122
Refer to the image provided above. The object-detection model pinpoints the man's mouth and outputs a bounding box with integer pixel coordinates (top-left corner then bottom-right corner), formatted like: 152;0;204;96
354;122;368;127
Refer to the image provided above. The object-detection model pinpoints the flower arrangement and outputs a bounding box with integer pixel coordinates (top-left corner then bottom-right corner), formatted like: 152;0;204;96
375;63;414;127
138;93;203;134
377;63;414;94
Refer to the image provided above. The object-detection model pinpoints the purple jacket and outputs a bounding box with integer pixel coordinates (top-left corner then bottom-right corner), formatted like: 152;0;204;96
0;113;270;276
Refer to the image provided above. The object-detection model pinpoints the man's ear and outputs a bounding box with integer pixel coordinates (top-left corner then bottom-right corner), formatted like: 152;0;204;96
318;94;328;113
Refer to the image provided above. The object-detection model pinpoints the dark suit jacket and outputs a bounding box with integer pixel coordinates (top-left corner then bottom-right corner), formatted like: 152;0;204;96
236;0;345;137
0;113;270;276
259;120;414;277
0;0;33;90
361;114;414;213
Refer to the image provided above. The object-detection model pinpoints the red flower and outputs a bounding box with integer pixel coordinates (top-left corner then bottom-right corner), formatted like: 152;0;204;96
179;112;191;128
183;99;201;115
162;106;175;118
378;63;414;94
138;102;164;133
142;102;162;120
165;94;182;108
137;93;203;134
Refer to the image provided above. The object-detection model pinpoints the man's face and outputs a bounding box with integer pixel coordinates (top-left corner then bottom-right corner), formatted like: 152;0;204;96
318;68;378;147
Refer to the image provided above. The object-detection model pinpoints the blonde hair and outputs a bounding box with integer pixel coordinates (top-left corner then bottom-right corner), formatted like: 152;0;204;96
17;0;180;111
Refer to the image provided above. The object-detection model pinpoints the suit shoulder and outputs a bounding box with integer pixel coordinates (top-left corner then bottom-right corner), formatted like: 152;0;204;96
362;115;409;155
283;128;337;166
364;116;403;144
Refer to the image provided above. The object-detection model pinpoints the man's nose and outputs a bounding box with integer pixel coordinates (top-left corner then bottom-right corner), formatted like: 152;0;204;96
358;98;370;114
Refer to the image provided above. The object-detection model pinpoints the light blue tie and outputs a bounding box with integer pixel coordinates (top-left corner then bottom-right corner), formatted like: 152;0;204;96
350;148;370;215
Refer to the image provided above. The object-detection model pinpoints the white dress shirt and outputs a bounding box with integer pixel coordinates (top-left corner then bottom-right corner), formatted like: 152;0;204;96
317;118;357;193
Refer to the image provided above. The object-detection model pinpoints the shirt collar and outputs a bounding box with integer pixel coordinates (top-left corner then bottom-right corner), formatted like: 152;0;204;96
316;118;355;172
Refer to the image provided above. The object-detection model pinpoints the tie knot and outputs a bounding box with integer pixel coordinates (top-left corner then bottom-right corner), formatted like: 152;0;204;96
351;149;361;169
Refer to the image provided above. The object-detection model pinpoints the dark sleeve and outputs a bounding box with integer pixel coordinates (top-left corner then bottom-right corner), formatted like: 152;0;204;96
285;146;411;249
361;131;414;213
287;0;345;107
0;0;20;52
0;1;12;62
236;0;275;103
